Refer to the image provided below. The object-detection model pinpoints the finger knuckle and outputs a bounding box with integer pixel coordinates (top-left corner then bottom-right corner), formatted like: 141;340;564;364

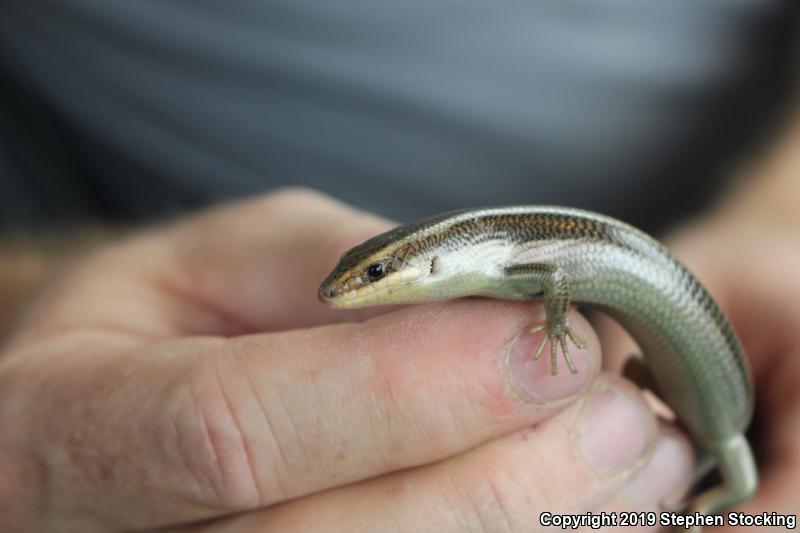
171;363;263;511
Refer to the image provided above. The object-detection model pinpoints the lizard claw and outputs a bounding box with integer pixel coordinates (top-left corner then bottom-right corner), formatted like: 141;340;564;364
529;323;585;375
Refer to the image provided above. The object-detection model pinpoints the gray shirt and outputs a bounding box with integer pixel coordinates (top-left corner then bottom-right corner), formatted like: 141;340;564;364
0;0;795;232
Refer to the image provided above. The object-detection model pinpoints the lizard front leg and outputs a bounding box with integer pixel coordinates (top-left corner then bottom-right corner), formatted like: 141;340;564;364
505;263;586;375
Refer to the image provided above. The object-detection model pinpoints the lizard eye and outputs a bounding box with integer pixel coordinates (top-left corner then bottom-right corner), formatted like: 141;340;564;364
365;262;385;281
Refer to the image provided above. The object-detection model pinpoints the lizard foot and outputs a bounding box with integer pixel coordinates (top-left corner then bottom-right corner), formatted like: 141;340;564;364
529;323;586;375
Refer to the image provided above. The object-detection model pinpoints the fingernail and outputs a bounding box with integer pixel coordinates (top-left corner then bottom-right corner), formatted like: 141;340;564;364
578;383;654;477
622;430;693;508
503;324;591;404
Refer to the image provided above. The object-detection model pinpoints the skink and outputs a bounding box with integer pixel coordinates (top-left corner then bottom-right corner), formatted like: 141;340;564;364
318;206;756;524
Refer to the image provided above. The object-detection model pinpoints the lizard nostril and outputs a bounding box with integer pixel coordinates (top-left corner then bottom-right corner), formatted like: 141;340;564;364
319;286;333;301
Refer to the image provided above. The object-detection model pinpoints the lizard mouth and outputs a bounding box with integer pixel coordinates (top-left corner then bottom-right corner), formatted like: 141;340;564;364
318;283;351;306
317;287;367;308
317;273;365;307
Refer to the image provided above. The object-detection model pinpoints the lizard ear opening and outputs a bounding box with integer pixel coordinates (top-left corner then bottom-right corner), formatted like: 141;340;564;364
429;256;441;275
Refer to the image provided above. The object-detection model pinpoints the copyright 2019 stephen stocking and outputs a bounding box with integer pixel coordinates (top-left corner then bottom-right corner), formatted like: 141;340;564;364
538;511;797;529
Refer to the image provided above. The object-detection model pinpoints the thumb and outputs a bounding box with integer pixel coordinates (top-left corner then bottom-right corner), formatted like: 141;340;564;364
12;188;394;344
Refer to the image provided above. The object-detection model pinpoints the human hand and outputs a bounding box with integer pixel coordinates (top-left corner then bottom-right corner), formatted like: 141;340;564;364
667;217;800;526
0;189;691;532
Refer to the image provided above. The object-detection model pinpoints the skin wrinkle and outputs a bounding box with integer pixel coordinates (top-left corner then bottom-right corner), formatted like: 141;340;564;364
209;356;261;510
433;470;473;533
183;381;225;508
467;491;495;533
19;423;51;529
268;324;370;478
448;464;507;533
514;439;562;514
270;375;307;499
127;339;226;516
435;463;482;533
365;354;415;468
38;356;134;531
223;339;297;501
500;450;544;512
170;399;204;507
474;467;520;533
43;368;89;491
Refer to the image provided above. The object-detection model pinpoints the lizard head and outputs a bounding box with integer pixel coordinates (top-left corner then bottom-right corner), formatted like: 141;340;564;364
319;209;495;309
318;225;441;309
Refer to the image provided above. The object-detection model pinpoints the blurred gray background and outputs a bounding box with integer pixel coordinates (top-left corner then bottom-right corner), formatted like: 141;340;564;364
0;0;797;234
